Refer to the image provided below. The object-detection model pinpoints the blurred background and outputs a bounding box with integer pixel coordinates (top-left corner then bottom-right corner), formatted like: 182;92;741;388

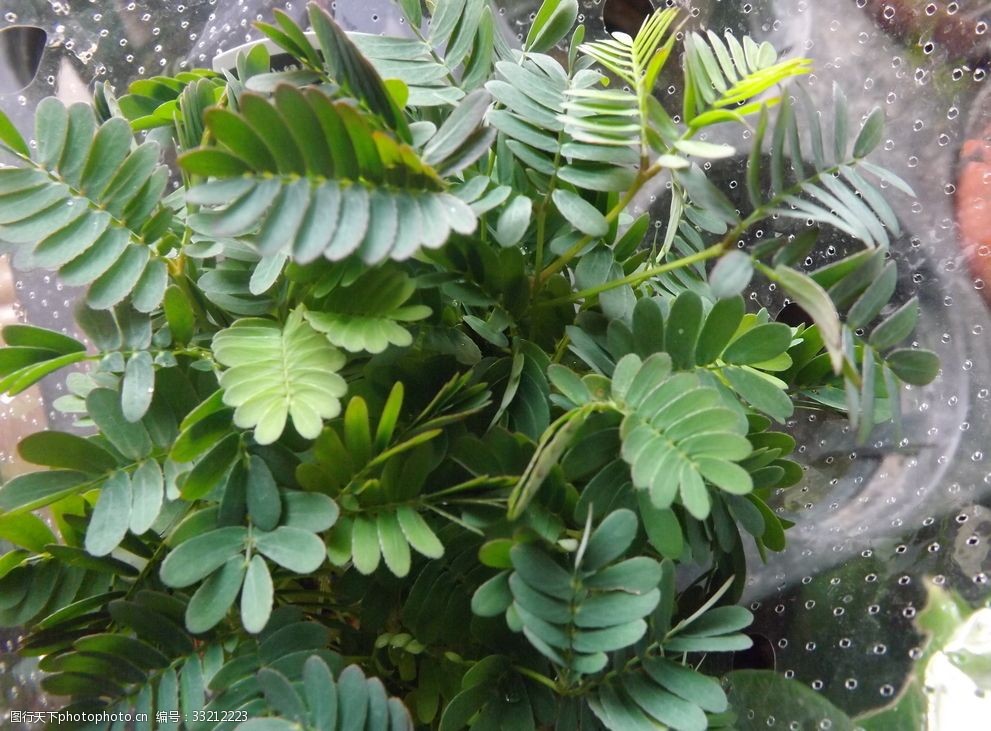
1;0;989;727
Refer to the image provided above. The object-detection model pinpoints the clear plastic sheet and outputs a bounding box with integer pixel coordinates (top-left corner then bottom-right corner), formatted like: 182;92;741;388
0;0;989;727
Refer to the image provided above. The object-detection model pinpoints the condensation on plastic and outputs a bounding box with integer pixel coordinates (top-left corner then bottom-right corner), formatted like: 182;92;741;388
0;0;989;726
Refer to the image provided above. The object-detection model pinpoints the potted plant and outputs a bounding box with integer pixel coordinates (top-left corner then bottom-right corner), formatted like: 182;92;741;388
0;0;938;728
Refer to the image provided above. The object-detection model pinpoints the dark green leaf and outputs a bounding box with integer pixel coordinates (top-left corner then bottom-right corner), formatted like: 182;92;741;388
723;323;792;365
0;470;90;513
122;351;155;422
304;655;338;731
664;291;703;370
173;404;233;462
869;297;918;351
439;683;491;731
471;571;512;617
0;108;29;157
185;556;246;634
525;0;579;53
181;432;240;500
107;599;192;655
72;633;168;671
496;196;532;247
258;667;306;722
337;664;371;730
724;367;793;422
886;348;939;386
17;432;116;474
423;89;492;168
633;298;665;358
308;4;409;139
130;459;164;535
511;543;574;601
0;346;60;378
246;455;281;531
180;146;252;176
164;285;195;345
160;527;248;588
853;107;884;159
283;491;339;533
767;264;843;373
582;509;636;571
0;513;56;553
696;296;745;366
847;261;897;329
87;388;152;460
478;539;514;569
2;324;85;354
638;492;683;560
0;350;87;395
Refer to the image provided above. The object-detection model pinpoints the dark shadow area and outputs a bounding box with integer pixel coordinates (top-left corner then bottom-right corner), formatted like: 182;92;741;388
603;0;656;35
0;26;46;95
733;633;777;671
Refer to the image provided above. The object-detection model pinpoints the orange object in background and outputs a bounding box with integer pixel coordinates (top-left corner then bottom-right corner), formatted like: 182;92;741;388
857;1;991;304
957;122;991;300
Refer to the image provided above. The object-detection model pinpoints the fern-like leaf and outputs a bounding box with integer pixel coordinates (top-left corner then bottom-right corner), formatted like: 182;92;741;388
117;70;222;134
496;510;662;676
354;0;496;104
615;353;753;519
488;54;640;195
578;9;678;89
304;267;431;354
753;85;906;249
682;30;811;125
239;658;414;730
351;33;465;106
565;9;679;161
181;85;476;265
256;4;409;137
212;308;347;445
586;586;751;731
0;99;172;311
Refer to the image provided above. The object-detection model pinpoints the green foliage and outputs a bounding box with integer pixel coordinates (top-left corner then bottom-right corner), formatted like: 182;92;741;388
212;309;348;444
507;510;662;674
681;30;812;125
181;85;478;265
0;0;939;728
0;99;173;311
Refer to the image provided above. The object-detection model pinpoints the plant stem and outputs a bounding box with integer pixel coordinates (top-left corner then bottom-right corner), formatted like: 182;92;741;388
537;170;654;286
535;130;567;273
512;665;560;692
537;241;727;308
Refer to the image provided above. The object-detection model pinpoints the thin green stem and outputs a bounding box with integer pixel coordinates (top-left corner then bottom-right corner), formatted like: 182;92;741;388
537;241;727;308
537;168;655;285
534;204;547;277
727;160;851;247
551;334;571;363
531;130;567;321
408;24;460;87
512;665;560;693
536;149;849;309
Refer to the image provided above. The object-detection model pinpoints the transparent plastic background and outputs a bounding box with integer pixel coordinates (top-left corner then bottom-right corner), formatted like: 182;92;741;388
0;0;989;726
